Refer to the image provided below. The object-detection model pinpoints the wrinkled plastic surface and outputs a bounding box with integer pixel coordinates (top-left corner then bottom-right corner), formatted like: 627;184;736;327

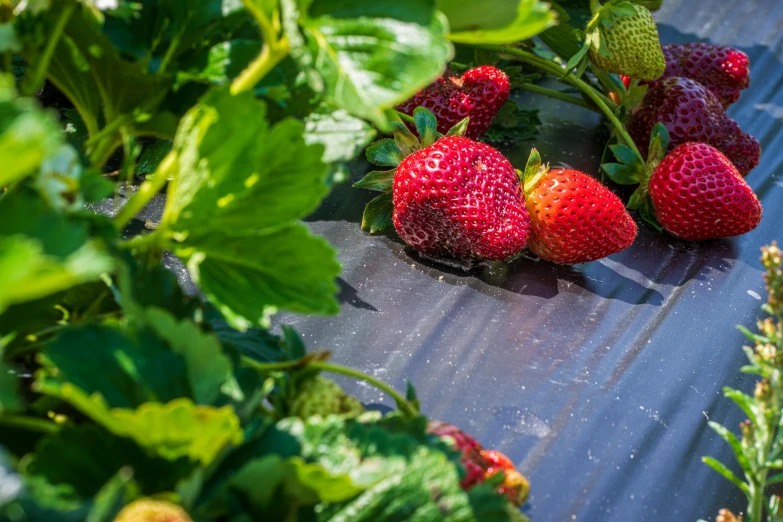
99;1;783;520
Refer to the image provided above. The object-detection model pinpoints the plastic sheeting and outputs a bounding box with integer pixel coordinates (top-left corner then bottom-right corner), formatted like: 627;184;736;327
274;1;783;520
101;1;783;520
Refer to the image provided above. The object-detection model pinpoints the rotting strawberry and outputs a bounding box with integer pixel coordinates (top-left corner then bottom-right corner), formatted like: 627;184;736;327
114;499;192;522
289;375;364;418
520;149;637;265
623;43;750;108
648;142;762;241
427;420;531;507
396;66;510;139
628;77;760;175
585;2;665;80
354;108;530;262
605;124;762;240
427;420;488;489
482;449;531;507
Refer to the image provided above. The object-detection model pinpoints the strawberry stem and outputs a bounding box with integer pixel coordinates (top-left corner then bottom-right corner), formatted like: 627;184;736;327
478;45;643;161
516;82;599;112
240;356;420;417
231;1;289;95
589;0;602;16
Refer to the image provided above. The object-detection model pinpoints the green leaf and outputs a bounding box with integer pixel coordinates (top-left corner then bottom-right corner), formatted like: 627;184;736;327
439;0;556;44
35;377;243;466
304;108;377;164
161;88;329;236
177;39;261;87
638;198;662;232
414;107;439;148
353;170;395;192
445;117;470;137
283;0;452;129
365;139;404;167
609;144;644;169
564;42;590;72
29;425;195;498
537;3;583;62
175;224;341;331
707;421;753;475
484;102;541;143
0;77;64;187
723;388;763;429
609;1;639;17
0;235;113;315
702;456;750;497
136;140;173;177
0;363;22;414
84;469;135;522
601;163;639;185
392;122;421;157
144;307;242;404
361;193;394;234
647;122;670;164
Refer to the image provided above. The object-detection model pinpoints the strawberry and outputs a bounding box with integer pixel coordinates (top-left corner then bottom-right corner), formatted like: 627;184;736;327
520;149;637;265
114;499;192;522
628;77;760;175
289;376;364;418
427;421;530;506
427;420;487;489
482;449;531;506
396;66;510;139
648;142;762;241
355;108;530;262
586;3;665;80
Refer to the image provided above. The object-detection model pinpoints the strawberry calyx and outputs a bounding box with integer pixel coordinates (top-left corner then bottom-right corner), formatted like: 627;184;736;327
520;147;550;197
602;122;669;231
353;107;469;234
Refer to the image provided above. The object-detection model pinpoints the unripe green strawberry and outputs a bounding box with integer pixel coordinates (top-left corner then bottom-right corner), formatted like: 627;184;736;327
290;376;364;418
587;4;665;80
113;499;192;522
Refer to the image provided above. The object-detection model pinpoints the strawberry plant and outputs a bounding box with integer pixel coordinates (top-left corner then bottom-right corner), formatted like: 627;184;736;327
0;0;774;520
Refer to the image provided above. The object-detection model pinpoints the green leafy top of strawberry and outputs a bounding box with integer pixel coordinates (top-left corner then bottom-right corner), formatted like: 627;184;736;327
353;108;469;234
602;122;669;230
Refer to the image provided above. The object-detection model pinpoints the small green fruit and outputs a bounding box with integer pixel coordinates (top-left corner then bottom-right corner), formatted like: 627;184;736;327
587;5;665;80
290;376;365;418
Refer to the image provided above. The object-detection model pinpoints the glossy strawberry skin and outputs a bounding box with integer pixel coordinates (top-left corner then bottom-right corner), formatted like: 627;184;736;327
427;421;487;489
525;169;637;265
628;77;760;176
649;142;762;241
396;66;510;139
393;136;530;261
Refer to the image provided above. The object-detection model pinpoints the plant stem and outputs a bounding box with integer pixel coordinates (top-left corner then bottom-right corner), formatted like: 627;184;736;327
479;45;642;159
240;356;419;417
113;163;172;230
394;110;415;124
0;414;59;434
517;82;599;112
22;1;75;96
590;0;602;15
230;1;289;95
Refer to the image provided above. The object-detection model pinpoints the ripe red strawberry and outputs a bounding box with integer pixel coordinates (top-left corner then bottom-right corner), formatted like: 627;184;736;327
521;149;637;265
648;142;762;241
628;77;760;175
393;136;529;260
355;108;530;262
396;66;510;139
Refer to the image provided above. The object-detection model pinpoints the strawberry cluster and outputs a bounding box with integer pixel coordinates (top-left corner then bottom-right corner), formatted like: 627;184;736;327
427;420;530;507
357;75;638;266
